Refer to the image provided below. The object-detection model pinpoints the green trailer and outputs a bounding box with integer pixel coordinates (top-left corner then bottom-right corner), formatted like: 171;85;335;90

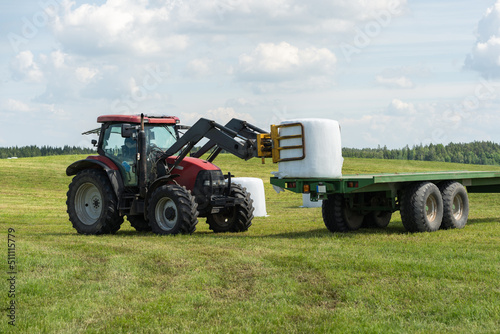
270;171;500;233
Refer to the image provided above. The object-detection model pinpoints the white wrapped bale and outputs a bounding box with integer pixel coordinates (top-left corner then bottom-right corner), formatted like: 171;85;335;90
230;177;268;217
277;118;343;178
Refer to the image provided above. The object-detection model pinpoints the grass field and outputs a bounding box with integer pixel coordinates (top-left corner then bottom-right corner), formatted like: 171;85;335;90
1;155;499;333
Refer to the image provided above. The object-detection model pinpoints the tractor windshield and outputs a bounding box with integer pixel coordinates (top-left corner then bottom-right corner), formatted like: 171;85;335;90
145;124;177;151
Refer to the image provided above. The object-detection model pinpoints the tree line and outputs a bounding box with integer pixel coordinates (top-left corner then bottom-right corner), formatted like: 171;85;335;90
2;141;500;166
0;145;96;159
342;141;500;166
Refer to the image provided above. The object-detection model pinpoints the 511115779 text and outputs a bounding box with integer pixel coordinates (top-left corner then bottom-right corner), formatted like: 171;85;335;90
7;228;16;326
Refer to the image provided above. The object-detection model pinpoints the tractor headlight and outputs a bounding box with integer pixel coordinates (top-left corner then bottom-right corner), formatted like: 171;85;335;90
196;170;225;191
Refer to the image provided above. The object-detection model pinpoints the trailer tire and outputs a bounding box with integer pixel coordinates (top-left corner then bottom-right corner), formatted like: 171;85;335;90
322;194;364;232
147;185;198;235
400;182;443;232
364;211;392;228
67;169;123;235
439;181;469;229
127;215;152;232
207;184;254;233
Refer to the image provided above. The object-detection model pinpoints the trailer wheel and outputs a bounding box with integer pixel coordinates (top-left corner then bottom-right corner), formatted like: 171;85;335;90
147;185;198;235
439;181;469;229
127;215;152;232
363;211;392;228
67;169;123;235
322;194;364;232
207;184;254;233
400;182;443;232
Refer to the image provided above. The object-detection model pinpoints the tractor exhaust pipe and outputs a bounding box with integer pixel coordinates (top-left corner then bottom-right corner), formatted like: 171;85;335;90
139;113;148;198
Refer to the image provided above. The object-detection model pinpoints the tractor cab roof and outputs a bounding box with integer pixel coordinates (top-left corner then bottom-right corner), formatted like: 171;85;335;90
97;114;180;124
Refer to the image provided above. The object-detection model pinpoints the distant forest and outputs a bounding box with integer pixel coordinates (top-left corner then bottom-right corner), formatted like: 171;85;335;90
2;141;500;166
0;145;96;159
342;141;500;166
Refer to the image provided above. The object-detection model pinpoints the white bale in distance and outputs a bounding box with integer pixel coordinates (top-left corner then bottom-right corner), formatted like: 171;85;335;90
277;118;343;178
301;194;323;208
230;177;268;217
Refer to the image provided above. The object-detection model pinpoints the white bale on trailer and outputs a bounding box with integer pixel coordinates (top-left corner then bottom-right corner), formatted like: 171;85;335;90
276;118;343;178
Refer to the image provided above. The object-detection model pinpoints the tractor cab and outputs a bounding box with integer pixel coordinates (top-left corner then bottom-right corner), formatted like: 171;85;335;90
98;119;179;187
96;116;179;187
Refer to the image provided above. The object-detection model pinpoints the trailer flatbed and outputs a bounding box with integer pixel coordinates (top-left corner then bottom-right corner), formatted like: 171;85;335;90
270;170;500;233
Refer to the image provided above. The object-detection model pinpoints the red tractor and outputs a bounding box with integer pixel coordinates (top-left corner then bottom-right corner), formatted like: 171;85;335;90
66;114;272;235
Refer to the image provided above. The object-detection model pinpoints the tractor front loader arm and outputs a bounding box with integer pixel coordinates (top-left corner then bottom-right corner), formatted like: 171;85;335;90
156;118;272;174
191;118;269;162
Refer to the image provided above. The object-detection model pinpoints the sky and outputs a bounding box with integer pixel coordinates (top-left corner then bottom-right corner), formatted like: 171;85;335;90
1;0;500;149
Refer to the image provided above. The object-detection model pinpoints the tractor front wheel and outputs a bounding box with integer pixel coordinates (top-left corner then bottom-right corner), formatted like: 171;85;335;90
147;185;198;235
67;169;123;235
206;184;254;233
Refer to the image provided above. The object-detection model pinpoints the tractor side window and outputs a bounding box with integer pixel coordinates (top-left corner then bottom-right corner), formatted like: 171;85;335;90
102;124;138;187
102;125;126;156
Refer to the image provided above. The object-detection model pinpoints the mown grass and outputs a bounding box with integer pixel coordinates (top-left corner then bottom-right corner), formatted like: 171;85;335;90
1;155;499;333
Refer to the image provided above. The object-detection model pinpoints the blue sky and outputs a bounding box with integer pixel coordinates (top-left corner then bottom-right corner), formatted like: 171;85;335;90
2;0;500;149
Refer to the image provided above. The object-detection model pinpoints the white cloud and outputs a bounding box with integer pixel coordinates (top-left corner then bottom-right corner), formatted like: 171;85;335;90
50;50;67;68
52;0;188;56
49;0;408;58
236;42;336;83
180;107;256;126
7;0;500;150
340;94;500;149
185;58;212;77
75;67;99;84
376;75;414;89
185;0;407;34
3;99;32;113
465;1;500;77
387;99;417;114
341;100;440;148
43;103;69;120
10;51;43;82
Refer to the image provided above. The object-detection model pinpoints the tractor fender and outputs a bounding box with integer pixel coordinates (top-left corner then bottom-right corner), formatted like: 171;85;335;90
66;158;124;200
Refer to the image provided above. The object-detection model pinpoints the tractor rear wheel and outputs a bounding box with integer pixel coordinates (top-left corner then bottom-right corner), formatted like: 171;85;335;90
67;169;123;235
206;184;254;232
322;194;364;232
147;184;198;235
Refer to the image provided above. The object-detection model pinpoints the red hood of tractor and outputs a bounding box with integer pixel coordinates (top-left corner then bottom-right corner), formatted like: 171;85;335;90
166;156;220;190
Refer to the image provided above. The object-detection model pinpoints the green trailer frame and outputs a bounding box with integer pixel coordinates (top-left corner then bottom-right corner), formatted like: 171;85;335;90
270;171;500;233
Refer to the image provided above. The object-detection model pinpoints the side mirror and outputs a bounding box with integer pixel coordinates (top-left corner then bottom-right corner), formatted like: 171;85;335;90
91;139;97;147
121;124;137;138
